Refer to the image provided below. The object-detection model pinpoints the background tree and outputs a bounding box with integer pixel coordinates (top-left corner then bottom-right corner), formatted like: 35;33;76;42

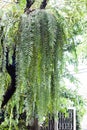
0;0;87;129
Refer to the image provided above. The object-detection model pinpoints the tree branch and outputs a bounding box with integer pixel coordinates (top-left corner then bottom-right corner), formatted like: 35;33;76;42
1;46;16;108
40;0;47;9
26;0;35;8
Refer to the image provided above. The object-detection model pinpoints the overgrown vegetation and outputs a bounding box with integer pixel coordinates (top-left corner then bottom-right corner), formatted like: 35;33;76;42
0;0;87;129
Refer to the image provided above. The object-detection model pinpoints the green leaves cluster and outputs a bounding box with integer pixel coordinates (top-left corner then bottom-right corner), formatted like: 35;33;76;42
0;0;87;129
17;9;66;123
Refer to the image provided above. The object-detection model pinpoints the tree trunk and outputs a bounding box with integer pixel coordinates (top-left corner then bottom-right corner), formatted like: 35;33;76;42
27;118;38;130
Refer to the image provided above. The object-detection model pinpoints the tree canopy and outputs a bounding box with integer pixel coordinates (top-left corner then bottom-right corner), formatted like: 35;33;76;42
0;0;87;129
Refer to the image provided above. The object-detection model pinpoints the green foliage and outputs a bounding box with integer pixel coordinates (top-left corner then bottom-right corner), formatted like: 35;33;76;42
16;9;66;123
0;0;86;129
0;7;66;127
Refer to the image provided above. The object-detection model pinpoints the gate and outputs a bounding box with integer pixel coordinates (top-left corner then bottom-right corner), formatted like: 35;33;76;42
40;107;76;130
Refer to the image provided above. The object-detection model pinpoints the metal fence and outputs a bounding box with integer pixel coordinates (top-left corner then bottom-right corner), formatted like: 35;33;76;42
40;107;76;130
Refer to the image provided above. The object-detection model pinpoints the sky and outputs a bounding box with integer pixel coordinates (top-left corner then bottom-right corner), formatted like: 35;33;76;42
76;64;87;98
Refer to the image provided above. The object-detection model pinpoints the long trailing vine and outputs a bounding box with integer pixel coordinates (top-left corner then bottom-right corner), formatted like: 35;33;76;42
17;8;66;122
0;0;86;129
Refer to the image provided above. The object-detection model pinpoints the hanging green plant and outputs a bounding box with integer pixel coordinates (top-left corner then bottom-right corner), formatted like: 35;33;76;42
16;8;66;123
0;1;68;129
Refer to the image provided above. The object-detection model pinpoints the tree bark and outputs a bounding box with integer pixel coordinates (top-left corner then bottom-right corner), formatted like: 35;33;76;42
27;118;38;130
